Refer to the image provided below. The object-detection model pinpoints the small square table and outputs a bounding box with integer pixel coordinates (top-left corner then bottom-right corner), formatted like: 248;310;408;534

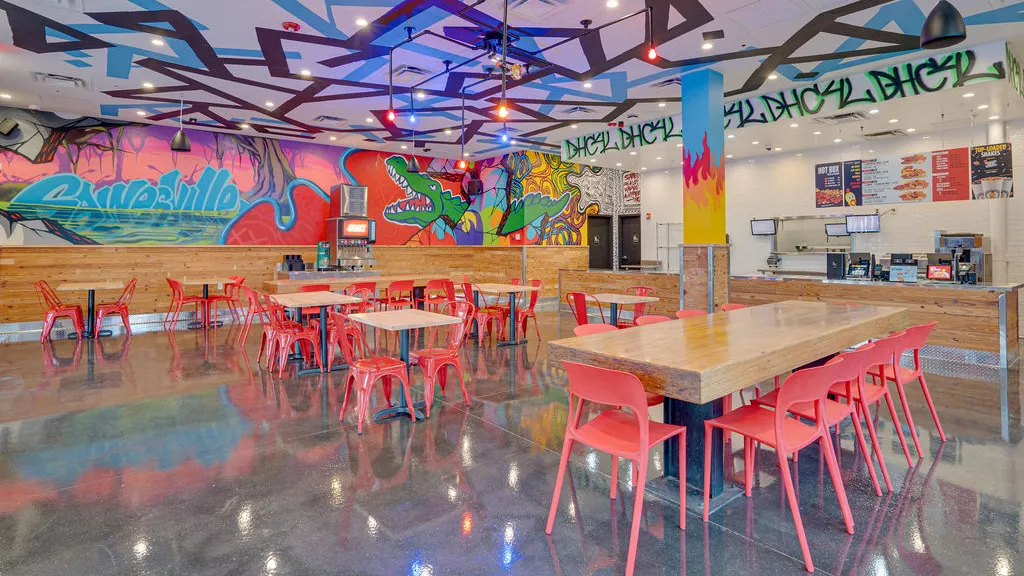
348;309;461;422
592;293;660;326
474;283;541;346
56;281;125;338
182;277;237;328
272;291;362;375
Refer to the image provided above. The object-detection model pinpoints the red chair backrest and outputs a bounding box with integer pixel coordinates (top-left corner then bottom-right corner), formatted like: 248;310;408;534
901;322;936;352
635;314;672;326
508;277;521;286
334;315;375;363
345;281;377;295
625;286;655;317
299;284;331;293
166;277;185;300
573;324;617;337
827;343;889;403
424;279;448;295
566;292;600;326
523;279;542;311
438;301;476;350
36;279;66;309
562;361;651;448
386;280;414;299
442;280;457;303
774;357;859;451
721;303;747;311
676;309;708;319
117;278;138;306
33;282;52;312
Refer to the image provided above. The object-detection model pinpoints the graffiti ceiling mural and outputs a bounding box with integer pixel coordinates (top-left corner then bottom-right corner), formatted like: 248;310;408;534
0;108;618;246
0;0;1020;160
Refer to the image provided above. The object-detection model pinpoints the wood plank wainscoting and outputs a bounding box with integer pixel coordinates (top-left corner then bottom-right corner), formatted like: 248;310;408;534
557;270;682;317
0;245;587;330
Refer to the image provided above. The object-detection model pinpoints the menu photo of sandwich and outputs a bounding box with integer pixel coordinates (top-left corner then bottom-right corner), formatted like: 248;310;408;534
893;178;928;201
901;153;927;165
901;166;927;179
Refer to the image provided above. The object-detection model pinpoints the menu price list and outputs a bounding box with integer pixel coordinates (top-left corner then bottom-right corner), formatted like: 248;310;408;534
932;148;970;202
814;162;843;208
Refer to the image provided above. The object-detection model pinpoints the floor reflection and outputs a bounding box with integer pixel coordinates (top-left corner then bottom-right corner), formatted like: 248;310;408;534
0;312;1021;574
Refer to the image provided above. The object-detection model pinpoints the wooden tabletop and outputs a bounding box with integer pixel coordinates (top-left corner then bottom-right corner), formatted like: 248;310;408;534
271;291;362;308
182;277;236;286
263;275;449;294
349;309;461;331
547;300;909;404
475;283;541;294
593;293;660;305
56;281;124;291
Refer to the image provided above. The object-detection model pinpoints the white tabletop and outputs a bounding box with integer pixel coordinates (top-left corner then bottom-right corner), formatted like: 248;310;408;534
593;293;660;305
272;291;362;308
475;283;541;294
349;309;461;331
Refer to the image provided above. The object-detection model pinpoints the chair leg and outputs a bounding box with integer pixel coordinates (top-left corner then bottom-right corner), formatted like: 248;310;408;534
452;359;470;406
340;373;355;421
610;456;619;500
398;370;416;422
778;451;814;573
849;411;882;496
917;374;947;442
40;313;56;342
744;437;754;497
624;457;648;576
678;430;686;531
820;434;855;534
858;401;893;492
422;365;437;416
702;422;713;522
883;391;915;466
892;381;924;459
545;435;575;534
119;309;132;336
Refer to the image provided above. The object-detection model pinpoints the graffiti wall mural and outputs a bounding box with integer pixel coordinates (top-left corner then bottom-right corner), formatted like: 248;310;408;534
0;108;620;246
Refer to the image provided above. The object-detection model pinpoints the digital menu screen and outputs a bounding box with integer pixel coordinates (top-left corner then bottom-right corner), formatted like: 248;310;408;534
750;219;777;235
341;218;372;239
846;214;880;233
926;265;953;280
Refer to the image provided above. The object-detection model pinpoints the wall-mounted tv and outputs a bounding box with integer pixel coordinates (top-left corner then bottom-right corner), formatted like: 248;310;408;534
825;223;850;237
846;214;881;233
750;219;777;236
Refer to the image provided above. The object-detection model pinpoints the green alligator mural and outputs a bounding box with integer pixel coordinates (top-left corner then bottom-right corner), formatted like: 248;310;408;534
498;191;571;235
383;156;469;228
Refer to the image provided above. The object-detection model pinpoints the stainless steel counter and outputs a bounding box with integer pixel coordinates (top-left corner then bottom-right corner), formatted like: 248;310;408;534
731;274;1024;292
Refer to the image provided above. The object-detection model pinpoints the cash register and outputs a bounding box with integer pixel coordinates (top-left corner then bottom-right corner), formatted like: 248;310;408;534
889;254;918;283
846;252;873;280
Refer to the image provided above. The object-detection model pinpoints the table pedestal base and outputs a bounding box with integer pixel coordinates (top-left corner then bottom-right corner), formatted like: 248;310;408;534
373;400;426;424
664;397;725;498
643;475;743;517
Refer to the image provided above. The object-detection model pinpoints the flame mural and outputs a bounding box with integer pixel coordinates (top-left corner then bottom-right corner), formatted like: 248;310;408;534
681;69;726;245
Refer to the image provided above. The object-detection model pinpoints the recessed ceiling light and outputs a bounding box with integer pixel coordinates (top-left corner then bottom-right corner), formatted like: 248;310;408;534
356;18;369;27
0;93;12;100
774;147;781;151
833;138;842;143
589;158;595;162
789;123;798;128
299;69;311;77
726;154;733;158
869;109;879;114
977;104;989;110
240;123;250;129
727;134;734;139
329;136;337;141
136;110;147;116
701;42;713;50
813;131;821;135
401;145;408;149
922;136;930;139
463;152;469;157
444;128;452;134
767;73;778;80
641;167;647;170
751;141;759;145
511;139;517;145
416;92;426;100
142;82;154;89
570;124;578;129
962;92;974;98
606;0;619;7
676;143;682;148
989;115;1000;120
151;38;165;46
265;101;274;108
868;149;874;153
658;102;666;107
629;151;637;156
888;118;898;123
906;128;916;133
656;157;662;160
365;117;374;123
615;162;622;166
583;82;592;89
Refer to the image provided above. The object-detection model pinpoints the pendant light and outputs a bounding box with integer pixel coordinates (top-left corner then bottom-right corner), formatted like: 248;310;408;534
170;95;191;152
458;90;468;170
496;0;510;119
920;0;966;49
407;93;422;173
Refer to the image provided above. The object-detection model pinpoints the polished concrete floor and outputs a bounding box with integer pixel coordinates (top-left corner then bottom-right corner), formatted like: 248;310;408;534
0;312;1020;575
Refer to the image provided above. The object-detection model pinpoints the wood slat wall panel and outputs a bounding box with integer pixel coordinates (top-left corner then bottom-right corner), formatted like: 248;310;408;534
525;246;588;298
373;245;522;286
558;270;681;316
730;277;1018;353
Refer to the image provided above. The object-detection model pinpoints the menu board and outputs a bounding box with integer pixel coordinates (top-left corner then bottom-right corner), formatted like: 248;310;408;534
814;162;843;207
815;143;1012;207
932;147;971;201
971;143;1014;199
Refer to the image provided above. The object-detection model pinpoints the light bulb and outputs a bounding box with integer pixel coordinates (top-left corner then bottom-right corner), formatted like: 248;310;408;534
647;46;658;60
386;110;396;122
498;105;509;118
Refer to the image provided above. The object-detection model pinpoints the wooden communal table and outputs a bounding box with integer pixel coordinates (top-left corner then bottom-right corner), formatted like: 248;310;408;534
56;281;125;338
271;291;361;375
348;309;461;423
592;293;659;326
547;300;909;498
474;283;541;346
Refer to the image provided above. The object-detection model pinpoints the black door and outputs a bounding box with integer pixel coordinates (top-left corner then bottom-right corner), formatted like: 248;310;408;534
588;216;612;269
619;215;641;267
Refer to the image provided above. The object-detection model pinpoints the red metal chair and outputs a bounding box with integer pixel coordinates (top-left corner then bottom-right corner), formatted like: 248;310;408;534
565;292;604;326
752;342;895;496
295;283;332;320
340;282;377;315
620;286;656;328
34;280;84;342
702;358;857;573
676;309;708;319
411;301;475;414
337;319;415;434
868;322;945;458
415;279;454;312
464;282;505;345
164;278;207;328
720;303;747;311
634;314;672;326
514;279;542;340
237;285;263;345
376;280;415;311
268;297;324;377
95;278;138;336
571;323;665;406
546;361;686;576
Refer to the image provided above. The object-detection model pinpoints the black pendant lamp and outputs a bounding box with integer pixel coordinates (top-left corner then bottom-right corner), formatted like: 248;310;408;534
407;93;421;173
170;96;191;152
920;0;966;50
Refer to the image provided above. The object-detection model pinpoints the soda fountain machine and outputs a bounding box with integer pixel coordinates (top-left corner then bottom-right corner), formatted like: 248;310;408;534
327;184;376;271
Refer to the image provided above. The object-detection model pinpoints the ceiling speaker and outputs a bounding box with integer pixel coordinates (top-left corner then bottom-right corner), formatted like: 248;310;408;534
465;179;483;196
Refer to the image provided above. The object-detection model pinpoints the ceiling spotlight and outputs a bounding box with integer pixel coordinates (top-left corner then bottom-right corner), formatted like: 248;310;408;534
868;149;874;153
923;136;931;139
265;101;274;108
641;167;647;170
616;162;622;166
501;133;509;143
656;157;662;160
416;92;426;100
299;69;311;77
647;45;658;60
676;143;682;148
888;118;898;123
796;153;803;157
767;73;778;80
989;115;1001;120
511;139;518;145
962;92;974;98
142;82;154;89
774;147;782;151
920;0;966;49
409;114;417;123
701;42;714;51
497;104;509;118
789;123;798;128
151;38;165;46
356;18;369;27
463;152;469;157
583;82;592;89
136;110;147;116
0;93;12;100
726;154;733;159
240;123;250;129
606;0;619;6
570;124;578;129
658;102;666;107
589;158;595;162
977;104;989;110
906;128;917;133
727;134;734;139
458;159;468;169
401;145;408;150
833;138;842;143
869;109;879;114
813;131;822;135
365;117;374;123
629;151;637;156
386;110;396;122
329;136;337;141
444;128;452;135
751;141;759;145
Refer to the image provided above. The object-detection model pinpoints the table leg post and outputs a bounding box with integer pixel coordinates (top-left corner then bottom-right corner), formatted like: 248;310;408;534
664;397;724;497
508;293;517;344
471;291;480;338
86;289;96;338
610;302;618;327
319;306;328;370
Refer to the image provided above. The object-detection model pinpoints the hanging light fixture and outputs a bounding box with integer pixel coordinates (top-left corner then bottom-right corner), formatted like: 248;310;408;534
458;90;469;170
920;0;966;49
170;95;191;152
407;93;422;173
496;0;512;119
645;7;658;61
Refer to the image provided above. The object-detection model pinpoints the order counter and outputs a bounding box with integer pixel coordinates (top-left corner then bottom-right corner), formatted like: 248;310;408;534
731;274;1020;364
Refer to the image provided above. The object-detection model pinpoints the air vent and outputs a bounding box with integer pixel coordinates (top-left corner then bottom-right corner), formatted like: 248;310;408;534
812;110;872;125
649;77;681;89
313;114;348;126
862;129;909;139
340;184;367;216
393;64;433;77
509;0;565;24
562;106;595;115
794;71;819;80
47;0;85;11
32;72;88;89
702;30;725;41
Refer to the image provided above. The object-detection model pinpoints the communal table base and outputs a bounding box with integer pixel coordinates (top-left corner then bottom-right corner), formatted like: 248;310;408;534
609;302;619;326
497;292;526;347
664;397;725;497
